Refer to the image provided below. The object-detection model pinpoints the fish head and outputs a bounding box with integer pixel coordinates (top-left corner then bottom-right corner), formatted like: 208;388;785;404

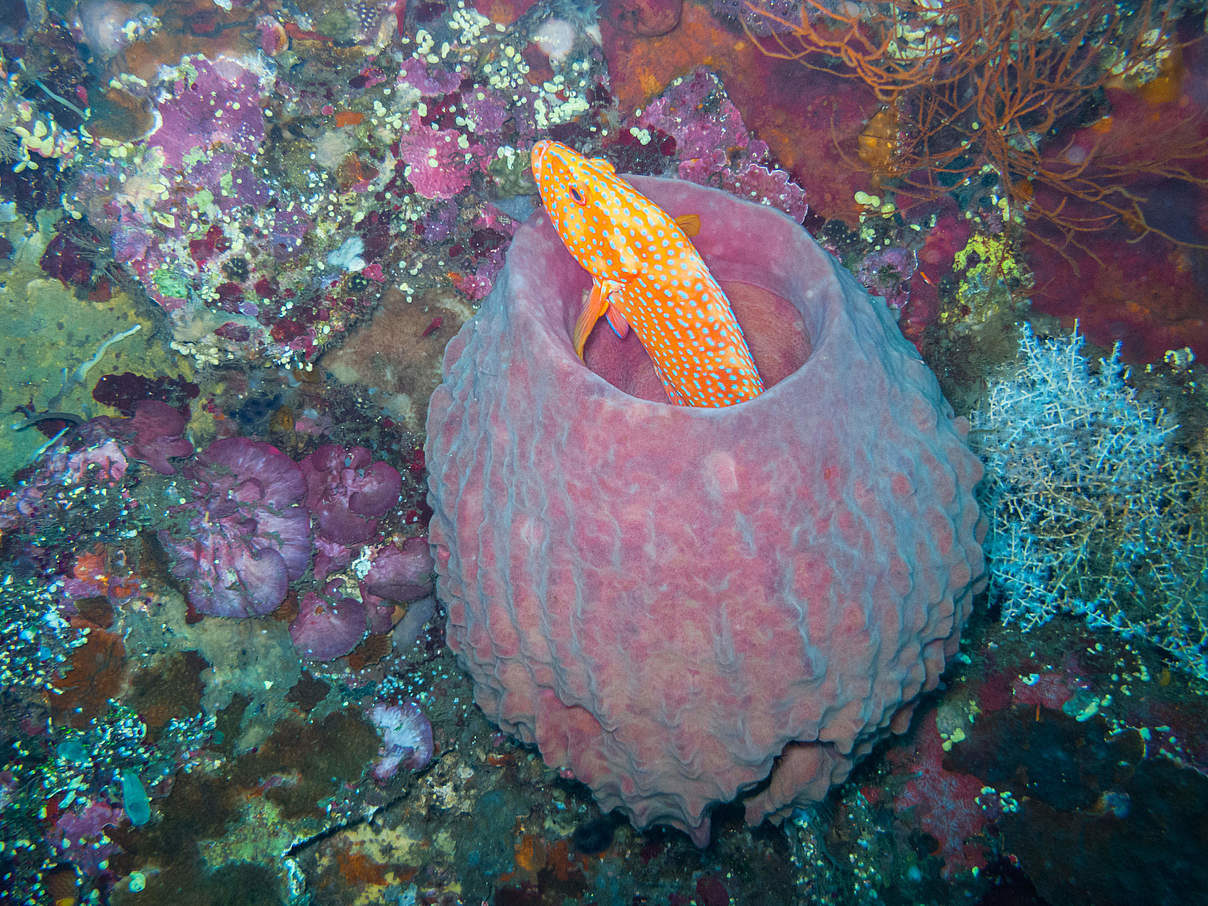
531;139;648;282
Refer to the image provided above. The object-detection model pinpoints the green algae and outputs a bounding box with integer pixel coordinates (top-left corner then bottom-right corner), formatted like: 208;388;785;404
0;214;194;482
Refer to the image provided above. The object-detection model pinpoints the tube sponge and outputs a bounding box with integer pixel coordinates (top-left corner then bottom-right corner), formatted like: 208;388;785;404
426;176;985;844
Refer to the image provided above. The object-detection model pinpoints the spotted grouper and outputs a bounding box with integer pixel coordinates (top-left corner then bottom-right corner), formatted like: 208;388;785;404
531;139;765;407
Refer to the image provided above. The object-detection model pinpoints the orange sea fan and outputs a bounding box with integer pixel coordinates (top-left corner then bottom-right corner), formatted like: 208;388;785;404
744;0;1208;259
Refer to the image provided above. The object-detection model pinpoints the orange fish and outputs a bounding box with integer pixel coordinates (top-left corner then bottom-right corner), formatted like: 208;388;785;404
530;140;765;407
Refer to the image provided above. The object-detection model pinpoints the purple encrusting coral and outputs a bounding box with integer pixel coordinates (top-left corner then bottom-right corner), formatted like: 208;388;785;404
395;109;486;201
369;699;434;781
300;444;403;545
290;582;370;661
397;54;463;96
360;536;434;617
857;247;919;314
58;3;616;371
49;801;124;878
99;400;195;475
148;57;266;169
286;536;433;657
158;438;311;618
631;69;808;222
68;54;333;366
1;401;192;538
460;88;510;134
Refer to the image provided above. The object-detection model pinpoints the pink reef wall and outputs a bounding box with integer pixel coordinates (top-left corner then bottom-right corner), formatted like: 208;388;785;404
425;177;986;845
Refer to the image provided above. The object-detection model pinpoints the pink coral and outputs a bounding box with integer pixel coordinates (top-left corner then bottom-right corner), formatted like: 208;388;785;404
396;54;461;96
102;399;193;475
368;699;434;781
359;536;434;630
50;801;124;877
425;177;985;844
0;416;138;534
158;438;311;618
397;54;463;95
148;58;266;170
634;68;807;222
887;709;993;877
856;247;918;314
289;582;368;660
361;536;433;603
395;110;483;201
300;444;402;545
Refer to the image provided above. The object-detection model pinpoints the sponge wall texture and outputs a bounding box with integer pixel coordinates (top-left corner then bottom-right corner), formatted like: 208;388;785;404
426;177;985;845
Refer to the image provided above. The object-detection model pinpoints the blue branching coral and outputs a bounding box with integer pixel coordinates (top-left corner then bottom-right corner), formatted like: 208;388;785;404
972;324;1207;681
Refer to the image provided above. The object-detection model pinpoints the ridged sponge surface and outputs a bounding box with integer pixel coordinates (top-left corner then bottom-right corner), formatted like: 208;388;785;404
426;177;985;845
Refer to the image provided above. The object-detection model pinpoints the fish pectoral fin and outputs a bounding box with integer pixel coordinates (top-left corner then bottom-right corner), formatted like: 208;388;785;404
604;304;630;340
674;214;701;238
572;281;610;359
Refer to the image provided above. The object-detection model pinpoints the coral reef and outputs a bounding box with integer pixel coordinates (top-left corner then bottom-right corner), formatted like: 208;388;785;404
0;391;440;901
301;444;403;547
60;0;616;372
427;176;985;844
744;0;1208;255
971;324;1207;680
3;0;1203;901
368;699;435;781
627;68;808;222
0;210;183;482
157;437;312;619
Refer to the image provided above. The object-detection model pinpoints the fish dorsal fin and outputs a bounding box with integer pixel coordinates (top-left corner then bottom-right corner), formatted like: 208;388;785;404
590;157;617;176
674;214;701;238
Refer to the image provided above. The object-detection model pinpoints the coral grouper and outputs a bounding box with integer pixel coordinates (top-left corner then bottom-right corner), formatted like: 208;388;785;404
425;171;985;845
531;139;764;407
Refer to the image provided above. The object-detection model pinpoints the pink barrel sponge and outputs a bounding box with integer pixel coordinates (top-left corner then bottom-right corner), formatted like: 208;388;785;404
425;176;985;845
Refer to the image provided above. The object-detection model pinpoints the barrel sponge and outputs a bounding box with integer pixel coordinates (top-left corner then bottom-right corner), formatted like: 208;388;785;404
425;176;985;845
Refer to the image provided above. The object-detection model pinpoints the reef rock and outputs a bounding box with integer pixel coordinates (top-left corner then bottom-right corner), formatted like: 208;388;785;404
425;176;985;844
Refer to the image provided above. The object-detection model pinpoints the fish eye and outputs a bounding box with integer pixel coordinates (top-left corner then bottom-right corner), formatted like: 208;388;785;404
568;184;586;205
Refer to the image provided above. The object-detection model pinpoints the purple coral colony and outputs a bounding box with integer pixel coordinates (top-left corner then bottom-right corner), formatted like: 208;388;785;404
0;0;1205;902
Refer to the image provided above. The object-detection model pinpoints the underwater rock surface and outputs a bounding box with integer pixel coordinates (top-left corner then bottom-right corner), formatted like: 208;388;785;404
425;177;985;844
